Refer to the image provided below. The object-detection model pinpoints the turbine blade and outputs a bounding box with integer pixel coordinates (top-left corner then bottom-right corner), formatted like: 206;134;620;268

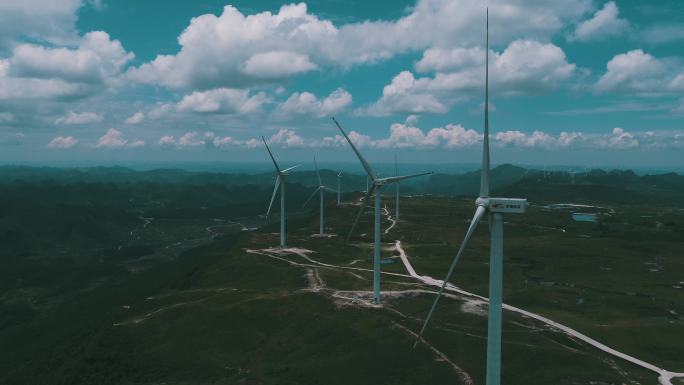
303;186;321;207
266;176;281;218
314;155;322;186
322;186;337;193
414;205;486;346
480;10;490;198
331;117;376;180
262;136;281;173
346;185;376;241
282;165;301;173
381;171;433;184
337;171;343;178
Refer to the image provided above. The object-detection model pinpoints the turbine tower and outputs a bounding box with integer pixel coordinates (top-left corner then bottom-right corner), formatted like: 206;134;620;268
336;171;343;204
415;10;527;385
570;168;576;185
332;117;433;304
303;155;337;236
394;154;400;221
262;136;300;248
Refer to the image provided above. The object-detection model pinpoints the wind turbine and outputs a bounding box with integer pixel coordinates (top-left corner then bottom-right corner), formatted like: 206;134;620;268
570;168;576;185
262;136;300;248
332;117;433;304
336;171;343;204
394;154;400;221
415;10;527;385
303;155;337;236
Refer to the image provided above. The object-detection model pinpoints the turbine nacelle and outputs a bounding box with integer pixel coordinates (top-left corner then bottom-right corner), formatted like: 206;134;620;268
278;165;300;177
476;197;528;214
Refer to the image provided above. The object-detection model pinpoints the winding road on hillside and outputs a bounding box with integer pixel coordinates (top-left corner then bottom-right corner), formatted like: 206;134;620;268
383;203;683;385
248;198;683;385
394;240;684;385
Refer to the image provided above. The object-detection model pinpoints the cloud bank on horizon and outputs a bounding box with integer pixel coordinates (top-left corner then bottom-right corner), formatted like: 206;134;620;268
0;0;682;165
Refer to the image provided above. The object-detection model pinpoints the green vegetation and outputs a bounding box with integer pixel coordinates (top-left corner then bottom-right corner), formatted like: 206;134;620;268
0;165;681;384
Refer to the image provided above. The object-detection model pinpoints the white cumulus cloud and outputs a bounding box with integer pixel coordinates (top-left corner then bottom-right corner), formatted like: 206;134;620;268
96;128;127;148
158;131;259;149
359;71;449;116
596;49;684;94
598;127;639;149
382;123;481;148
176;88;268;114
274;88;352;119
267;129;306;147
158;135;176;147
95;128;143;149
125;111;144;124
569;1;629;42
415;46;485;73
241;51;317;79
177;131;206;147
9;31;133;84
55;111;103;125
155;123;683;152
0;0;82;50
318;123;680;151
127;1;593;90
48;135;78;149
361;40;575;116
0;66;94;101
0;31;133;101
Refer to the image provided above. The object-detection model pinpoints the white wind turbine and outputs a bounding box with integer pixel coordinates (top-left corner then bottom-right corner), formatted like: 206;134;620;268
303;155;337;236
262;136;300;248
332;117;433;304
336;171;343;204
415;10;527;385
570;168;576;185
394;154;400;221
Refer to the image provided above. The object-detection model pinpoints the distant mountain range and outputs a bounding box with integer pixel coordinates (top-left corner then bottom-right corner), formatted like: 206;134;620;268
1;164;683;204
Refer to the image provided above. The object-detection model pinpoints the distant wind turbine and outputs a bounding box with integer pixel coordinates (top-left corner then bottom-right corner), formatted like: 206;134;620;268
336;171;343;204
303;155;337;236
262;136;300;248
414;10;528;385
332;117;433;304
394;154;400;221
570;168;576;185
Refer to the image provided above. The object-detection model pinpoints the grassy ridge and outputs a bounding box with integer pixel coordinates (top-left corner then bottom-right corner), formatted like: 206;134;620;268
0;166;682;384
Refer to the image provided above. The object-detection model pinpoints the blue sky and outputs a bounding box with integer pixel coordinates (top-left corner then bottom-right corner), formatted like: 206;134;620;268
0;0;683;168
